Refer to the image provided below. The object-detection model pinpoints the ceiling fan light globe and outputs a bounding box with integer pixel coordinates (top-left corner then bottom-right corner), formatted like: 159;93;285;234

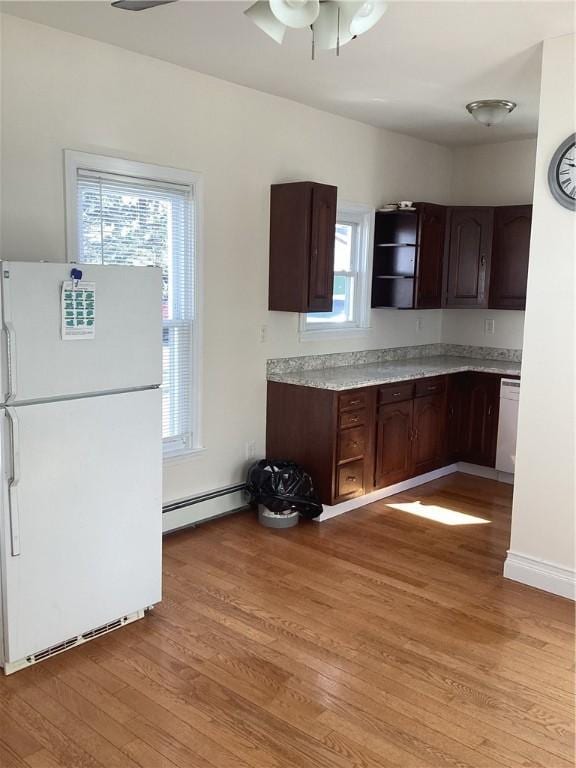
349;1;388;35
244;1;287;43
269;0;320;28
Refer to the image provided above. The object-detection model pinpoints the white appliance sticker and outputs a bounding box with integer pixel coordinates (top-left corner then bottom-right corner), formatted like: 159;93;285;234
61;281;96;340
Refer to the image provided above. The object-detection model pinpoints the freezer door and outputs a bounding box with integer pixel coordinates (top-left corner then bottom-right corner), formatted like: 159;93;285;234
0;261;162;403
0;388;162;664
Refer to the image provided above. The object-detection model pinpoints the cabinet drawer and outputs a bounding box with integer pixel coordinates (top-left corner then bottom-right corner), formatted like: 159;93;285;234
415;377;445;398
378;382;414;405
339;390;368;412
338;409;366;429
337;426;366;463
336;460;364;498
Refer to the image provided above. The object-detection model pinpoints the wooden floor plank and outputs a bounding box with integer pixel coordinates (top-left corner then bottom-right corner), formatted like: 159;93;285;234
1;473;573;768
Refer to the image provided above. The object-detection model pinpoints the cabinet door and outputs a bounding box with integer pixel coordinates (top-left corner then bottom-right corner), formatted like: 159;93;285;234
416;203;446;309
459;374;500;467
445;374;466;461
445;207;494;307
412;394;445;475
375;401;413;488
489;205;532;309
308;184;337;312
269;182;336;313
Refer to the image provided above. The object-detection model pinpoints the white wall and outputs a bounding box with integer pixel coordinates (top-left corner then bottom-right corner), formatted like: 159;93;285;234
0;15;452;505
451;139;537;206
441;310;525;350
505;34;575;598
442;138;537;351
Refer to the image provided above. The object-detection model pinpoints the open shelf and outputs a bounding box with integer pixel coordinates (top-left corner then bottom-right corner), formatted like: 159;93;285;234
374;275;413;279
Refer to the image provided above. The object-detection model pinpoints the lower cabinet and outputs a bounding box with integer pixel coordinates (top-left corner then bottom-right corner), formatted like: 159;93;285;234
375;400;413;487
412;393;445;475
266;371;509;506
457;373;501;466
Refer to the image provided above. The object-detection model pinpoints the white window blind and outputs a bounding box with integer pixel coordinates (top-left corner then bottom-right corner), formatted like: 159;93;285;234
75;168;196;456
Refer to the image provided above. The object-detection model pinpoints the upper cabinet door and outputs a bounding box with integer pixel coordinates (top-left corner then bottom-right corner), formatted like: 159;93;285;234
489;205;532;310
415;203;446;309
308;184;338;312
269;181;336;313
445;207;494;308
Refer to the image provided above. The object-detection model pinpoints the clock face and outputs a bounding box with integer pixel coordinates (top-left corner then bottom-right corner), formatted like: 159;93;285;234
557;143;576;200
549;134;576;210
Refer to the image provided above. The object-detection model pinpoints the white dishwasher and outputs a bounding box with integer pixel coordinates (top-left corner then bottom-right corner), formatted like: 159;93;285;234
496;378;520;474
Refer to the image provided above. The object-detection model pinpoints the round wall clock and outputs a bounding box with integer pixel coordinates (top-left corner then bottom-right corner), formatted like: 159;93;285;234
548;133;576;211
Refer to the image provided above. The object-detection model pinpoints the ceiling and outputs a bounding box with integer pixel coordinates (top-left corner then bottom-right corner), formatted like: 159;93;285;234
2;0;574;146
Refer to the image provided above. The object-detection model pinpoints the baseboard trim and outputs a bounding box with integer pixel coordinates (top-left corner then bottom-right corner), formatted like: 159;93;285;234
504;552;576;600
457;462;514;484
316;464;459;522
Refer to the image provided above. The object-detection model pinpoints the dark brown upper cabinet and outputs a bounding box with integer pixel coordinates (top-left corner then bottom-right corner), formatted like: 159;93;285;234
445;207;494;308
269;181;337;313
371;203;446;309
489;205;532;310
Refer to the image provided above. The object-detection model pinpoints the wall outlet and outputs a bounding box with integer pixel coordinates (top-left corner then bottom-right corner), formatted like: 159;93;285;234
259;324;267;343
245;441;256;460
416;317;424;332
484;318;495;335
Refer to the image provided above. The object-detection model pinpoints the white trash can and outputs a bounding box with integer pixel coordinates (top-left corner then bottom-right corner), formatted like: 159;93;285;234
258;504;299;529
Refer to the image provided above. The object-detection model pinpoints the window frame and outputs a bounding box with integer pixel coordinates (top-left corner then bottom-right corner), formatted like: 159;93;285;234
64;149;203;461
300;201;374;340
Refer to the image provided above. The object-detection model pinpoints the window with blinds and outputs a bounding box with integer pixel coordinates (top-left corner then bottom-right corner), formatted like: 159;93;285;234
73;165;197;456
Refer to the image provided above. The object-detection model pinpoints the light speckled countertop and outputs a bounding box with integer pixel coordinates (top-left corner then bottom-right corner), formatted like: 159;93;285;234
267;355;521;391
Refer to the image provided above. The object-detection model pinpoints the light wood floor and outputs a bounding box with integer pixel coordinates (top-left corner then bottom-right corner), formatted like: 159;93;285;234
1;473;574;768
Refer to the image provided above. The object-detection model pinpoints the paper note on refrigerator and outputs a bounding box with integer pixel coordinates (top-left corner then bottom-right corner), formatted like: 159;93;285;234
61;281;96;340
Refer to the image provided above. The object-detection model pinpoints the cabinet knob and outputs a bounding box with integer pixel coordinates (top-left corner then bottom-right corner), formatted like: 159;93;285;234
346;476;357;482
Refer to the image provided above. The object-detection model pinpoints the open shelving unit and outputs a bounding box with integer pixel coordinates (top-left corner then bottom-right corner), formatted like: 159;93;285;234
371;209;419;308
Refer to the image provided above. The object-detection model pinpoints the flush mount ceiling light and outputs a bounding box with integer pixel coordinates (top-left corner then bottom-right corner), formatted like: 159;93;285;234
244;0;388;58
465;99;517;127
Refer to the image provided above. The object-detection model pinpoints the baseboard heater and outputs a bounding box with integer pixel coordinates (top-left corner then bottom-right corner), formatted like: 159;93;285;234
162;483;247;514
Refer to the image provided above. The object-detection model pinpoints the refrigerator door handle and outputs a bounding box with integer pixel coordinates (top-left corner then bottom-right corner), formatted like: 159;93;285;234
5;407;21;556
4;322;17;403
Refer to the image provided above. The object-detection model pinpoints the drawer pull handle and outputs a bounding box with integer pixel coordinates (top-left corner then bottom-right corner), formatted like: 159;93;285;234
349;417;359;423
346;476;357;482
427;385;437;391
348;399;362;406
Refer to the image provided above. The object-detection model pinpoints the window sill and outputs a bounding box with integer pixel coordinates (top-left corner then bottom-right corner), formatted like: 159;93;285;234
163;445;207;465
299;326;371;342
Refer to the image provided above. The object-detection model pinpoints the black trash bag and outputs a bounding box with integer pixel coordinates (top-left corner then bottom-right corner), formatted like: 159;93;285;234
246;459;323;520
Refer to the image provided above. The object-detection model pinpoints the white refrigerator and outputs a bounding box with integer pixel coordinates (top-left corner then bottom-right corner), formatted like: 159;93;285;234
0;261;163;674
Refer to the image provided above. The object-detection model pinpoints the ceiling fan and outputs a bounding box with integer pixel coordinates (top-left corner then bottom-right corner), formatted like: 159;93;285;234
111;0;388;58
